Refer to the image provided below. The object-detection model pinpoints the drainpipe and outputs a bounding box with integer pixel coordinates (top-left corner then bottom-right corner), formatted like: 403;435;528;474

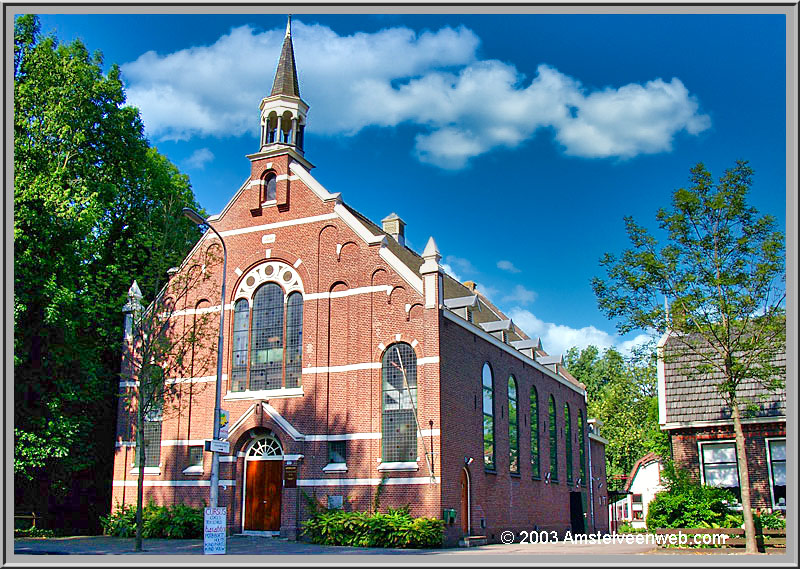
587;421;595;531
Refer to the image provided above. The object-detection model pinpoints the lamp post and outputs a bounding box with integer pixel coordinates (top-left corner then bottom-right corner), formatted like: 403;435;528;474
183;207;227;508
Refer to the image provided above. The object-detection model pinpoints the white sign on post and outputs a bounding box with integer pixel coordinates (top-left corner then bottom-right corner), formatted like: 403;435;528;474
203;507;227;555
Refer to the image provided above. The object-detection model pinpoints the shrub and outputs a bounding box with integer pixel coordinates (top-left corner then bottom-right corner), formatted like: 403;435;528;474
301;506;444;549
14;527;55;538
646;465;738;530
101;501;204;539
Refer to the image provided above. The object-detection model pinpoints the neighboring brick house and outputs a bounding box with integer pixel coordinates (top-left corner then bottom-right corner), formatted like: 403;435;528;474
111;17;608;546
657;330;786;513
609;452;664;531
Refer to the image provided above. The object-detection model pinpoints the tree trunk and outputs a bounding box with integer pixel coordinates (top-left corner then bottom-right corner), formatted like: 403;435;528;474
135;402;145;552
731;402;758;553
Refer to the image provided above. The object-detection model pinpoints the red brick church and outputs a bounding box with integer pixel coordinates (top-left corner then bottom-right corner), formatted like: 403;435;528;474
112;16;609;546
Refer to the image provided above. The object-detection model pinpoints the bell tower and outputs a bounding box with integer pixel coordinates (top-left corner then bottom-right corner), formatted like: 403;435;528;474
255;15;312;169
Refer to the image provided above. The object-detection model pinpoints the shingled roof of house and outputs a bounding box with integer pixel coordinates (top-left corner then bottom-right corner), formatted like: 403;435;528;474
661;332;786;425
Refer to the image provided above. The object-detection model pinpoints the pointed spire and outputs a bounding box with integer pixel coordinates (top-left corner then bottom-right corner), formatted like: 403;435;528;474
422;236;441;263
128;280;142;301
270;15;300;98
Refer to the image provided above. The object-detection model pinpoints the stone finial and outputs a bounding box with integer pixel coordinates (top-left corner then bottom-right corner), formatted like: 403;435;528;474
122;280;143;314
381;212;406;247
422;236;441;263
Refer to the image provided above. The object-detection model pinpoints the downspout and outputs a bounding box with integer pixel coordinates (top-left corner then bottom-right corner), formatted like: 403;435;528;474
587;409;595;531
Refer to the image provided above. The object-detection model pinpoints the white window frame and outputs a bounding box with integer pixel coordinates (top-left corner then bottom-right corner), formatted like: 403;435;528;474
698;439;741;507
765;437;786;510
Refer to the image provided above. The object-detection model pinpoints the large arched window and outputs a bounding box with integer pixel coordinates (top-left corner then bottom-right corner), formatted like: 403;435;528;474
578;409;586;486
482;363;495;470
530;386;540;478
508;376;519;474
230;281;303;393
382;343;417;463
549;395;558;482
565;403;573;485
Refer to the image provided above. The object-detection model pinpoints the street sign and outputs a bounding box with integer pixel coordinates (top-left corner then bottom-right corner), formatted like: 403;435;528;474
205;439;230;454
203;507;226;555
219;409;230;439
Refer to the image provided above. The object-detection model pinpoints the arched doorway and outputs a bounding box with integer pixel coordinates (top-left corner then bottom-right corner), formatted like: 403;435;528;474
242;433;283;533
460;467;471;535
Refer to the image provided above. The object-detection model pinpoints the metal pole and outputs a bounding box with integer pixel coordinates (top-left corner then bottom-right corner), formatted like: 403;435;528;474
183;208;226;509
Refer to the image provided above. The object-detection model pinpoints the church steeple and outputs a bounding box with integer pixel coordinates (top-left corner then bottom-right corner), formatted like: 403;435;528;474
270;15;300;98
258;15;309;161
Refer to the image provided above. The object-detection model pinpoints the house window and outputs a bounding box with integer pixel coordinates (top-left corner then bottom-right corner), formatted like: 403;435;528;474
231;284;303;392
564;403;573;485
382;343;417;463
633;510;644;520
632;493;643;504
578;409;586;485
134;413;162;468
328;441;346;464
508;377;519;474
482;363;495;470
700;441;741;502
188;445;204;468
767;439;786;509
530;386;540;478
548;395;558;482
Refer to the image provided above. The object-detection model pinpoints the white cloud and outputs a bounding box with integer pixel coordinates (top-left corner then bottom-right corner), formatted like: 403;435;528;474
444;255;477;276
503;284;537;305
497;260;521;273
440;263;462;282
183;147;215;170
121;21;710;167
507;307;654;357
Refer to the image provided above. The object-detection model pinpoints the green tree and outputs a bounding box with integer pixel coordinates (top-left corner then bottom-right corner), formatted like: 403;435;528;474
565;344;667;487
591;161;785;553
14;14;204;533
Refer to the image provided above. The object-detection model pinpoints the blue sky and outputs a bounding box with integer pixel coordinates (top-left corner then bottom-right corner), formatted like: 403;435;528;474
33;10;788;357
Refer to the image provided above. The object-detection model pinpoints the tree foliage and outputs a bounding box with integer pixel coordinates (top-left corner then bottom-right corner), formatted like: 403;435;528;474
591;160;785;552
13;14;204;532
565;344;668;488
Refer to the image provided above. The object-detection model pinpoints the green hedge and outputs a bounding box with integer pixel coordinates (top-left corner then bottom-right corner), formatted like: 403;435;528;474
301;506;444;549
101;501;204;539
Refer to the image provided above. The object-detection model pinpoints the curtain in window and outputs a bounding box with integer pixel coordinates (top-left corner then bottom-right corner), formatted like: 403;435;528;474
508;377;519;473
530;386;540;478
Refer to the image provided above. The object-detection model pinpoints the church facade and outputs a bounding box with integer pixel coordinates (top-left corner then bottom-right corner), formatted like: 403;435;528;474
111;18;608;546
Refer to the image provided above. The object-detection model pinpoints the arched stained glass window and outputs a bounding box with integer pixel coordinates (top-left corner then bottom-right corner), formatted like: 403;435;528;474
531;386;540;478
508;376;519;474
284;292;303;389
565;403;573;484
250;283;284;390
382;343;417;463
231;299;250;392
482;363;495;470
549;395;558;482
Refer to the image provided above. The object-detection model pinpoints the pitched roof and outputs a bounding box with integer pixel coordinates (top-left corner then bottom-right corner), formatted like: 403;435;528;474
270;16;300;98
661;332;786;425
623;452;662;492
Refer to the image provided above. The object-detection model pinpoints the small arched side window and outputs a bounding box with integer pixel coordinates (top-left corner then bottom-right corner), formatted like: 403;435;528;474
508;376;519;473
565;403;573;484
549;395;558;482
264;174;277;203
530;386;540;478
482;363;495;470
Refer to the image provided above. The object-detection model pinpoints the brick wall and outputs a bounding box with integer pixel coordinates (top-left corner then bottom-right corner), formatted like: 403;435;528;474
669;421;786;510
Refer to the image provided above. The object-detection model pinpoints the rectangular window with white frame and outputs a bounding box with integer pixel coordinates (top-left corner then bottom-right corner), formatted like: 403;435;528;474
766;438;785;510
699;440;741;503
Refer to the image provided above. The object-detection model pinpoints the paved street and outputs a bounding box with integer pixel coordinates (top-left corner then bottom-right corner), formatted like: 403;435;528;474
14;534;656;557
13;534;790;560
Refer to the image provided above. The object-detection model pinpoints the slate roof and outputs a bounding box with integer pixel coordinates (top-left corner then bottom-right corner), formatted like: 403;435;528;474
270;16;301;98
661;333;786;424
